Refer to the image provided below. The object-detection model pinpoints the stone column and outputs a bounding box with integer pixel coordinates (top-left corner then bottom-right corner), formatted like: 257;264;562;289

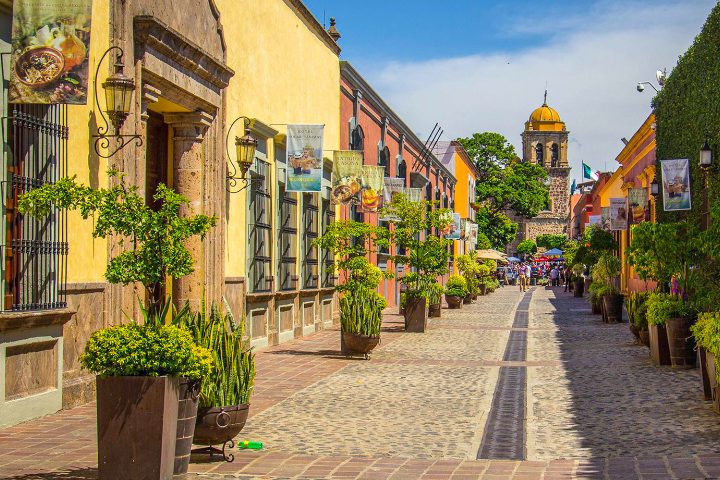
164;111;213;311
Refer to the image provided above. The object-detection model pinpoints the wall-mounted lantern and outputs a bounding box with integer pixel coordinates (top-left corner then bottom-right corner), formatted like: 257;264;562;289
226;116;258;192
700;141;713;170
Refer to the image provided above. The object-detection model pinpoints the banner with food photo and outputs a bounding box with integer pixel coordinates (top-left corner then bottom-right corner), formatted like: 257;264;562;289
443;213;462;240
628;188;649;224
357;166;384;213
286;124;324;192
379;177;405;220
600;207;611;231
330;150;363;204
459;218;467;240
661;158;692;211
609;197;628;231
10;0;93;104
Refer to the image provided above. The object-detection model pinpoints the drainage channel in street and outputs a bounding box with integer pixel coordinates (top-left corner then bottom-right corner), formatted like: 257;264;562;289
477;289;533;460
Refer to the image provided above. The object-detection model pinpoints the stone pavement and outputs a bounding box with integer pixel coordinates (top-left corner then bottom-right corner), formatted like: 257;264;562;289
2;287;720;479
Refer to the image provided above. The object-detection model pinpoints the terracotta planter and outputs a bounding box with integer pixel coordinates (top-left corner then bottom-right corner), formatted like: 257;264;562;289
665;316;696;369
603;294;624;324
639;329;650;347
428;302;441;318
573;279;584;297
341;331;381;359
192;404;250;462
97;376;179;480
648;323;671;366
174;378;201;475
405;296;428;333
463;294;473;304
699;346;713;401
445;294;463;309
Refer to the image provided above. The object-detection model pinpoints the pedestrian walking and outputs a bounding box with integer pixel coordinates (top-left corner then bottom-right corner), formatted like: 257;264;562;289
518;263;527;292
549;266;559;287
524;263;532;290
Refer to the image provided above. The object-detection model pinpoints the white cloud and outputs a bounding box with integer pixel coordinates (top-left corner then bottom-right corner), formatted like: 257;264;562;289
359;0;715;180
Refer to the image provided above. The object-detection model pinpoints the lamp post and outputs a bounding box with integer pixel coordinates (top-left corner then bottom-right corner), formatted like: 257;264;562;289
92;46;143;158
700;141;713;231
226;116;258;193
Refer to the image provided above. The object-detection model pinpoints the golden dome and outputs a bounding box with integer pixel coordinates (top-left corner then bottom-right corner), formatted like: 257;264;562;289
529;103;561;123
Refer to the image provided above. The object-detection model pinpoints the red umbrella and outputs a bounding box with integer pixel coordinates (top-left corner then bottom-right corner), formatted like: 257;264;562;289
534;256;549;262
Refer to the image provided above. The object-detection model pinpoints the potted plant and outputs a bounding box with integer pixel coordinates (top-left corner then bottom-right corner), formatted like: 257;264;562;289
571;264;585;297
381;194;453;332
18;170;217;478
177;300;256;461
81;323;212;478
592;254;623;323
399;290;407;316
626;291;650;346
445;275;467;309
646;292;695;367
456;253;483;302
587;281;606;315
691;312;720;409
314;220;392;351
427;283;444;318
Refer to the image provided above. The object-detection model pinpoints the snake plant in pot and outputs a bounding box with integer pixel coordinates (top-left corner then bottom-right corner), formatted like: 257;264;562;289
314;220;391;356
177;300;256;462
591;254;623;323
426;282;444;318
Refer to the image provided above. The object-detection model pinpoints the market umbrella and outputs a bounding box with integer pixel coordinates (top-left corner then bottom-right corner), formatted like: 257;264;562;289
475;249;508;262
507;256;521;263
534;256;550;262
545;248;564;256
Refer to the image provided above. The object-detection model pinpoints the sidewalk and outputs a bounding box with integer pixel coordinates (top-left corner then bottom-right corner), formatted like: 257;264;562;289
2;287;720;479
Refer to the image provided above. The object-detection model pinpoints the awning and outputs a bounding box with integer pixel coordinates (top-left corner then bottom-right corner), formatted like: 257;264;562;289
545;248;564;256
475;249;508;262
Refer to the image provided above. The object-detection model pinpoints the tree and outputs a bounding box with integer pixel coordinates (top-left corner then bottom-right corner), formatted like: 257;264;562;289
17;170;216;315
474;207;517;250
536;234;567;250
517;240;537;256
457;132;549;248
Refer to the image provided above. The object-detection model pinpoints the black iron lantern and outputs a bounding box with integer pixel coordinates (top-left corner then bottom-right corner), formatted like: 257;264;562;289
700;141;713;170
92;46;142;158
650;178;659;196
227;117;257;192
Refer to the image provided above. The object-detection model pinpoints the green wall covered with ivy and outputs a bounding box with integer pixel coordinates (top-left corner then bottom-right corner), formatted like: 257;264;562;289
653;3;720;224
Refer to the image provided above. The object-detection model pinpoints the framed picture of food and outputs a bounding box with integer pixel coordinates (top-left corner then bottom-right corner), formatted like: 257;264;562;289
9;0;93;104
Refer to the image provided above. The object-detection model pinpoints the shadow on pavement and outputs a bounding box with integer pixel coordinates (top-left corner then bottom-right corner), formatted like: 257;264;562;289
3;468;97;480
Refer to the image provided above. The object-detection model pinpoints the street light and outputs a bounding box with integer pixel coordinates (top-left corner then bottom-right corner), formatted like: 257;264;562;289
650;178;659;196
226;116;258;193
700;141;713;170
700;141;713;231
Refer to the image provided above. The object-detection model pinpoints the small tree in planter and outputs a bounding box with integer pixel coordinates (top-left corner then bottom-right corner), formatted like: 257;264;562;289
627;291;651;346
571;263;585;297
456;253;481;301
691;312;720;409
381;194;452;332
647;292;697;368
445;275;467;309
18;170;217;478
591;254;622;323
426;282;444;318
314;220;391;356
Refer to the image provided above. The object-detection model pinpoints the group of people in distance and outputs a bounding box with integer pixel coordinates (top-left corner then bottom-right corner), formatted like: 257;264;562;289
511;261;568;292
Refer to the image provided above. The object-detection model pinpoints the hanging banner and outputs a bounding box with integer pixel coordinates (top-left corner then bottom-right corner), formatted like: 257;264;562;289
406;187;423;203
588;215;602;226
286;124;324;192
468;223;479;249
609;197;628;231
661;158;692;211
600;207;611;231
330;150;363;204
459;218;468;240
443;213;461;240
9;0;93;104
379;177;405;221
358;166;384;213
628;188;649;224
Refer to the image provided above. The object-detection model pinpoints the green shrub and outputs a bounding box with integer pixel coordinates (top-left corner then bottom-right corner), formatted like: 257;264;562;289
445;275;467;297
646;293;695;326
80;323;213;379
587;281;610;306
177;300;255;407
626;291;651;330
691;312;720;383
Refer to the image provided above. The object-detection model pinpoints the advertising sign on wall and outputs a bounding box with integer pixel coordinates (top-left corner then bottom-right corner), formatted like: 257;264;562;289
468;223;479;250
443;213;461;240
10;0;93;104
588;215;602;226
661;158;692;211
609;197;628;231
628;188;649;224
357;166;384;213
600;207;611;231
379;177;405;220
331;150;363;204
286;124;324;192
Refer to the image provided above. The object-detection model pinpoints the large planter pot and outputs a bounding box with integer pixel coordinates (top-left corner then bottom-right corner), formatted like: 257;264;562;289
174;378;201;475
629;322;641;342
591;299;602;315
699;346;713;401
665;316;696;369
405;296;428;333
707;351;720;413
463;294;473;304
639;329;650;348
97;375;179;480
428;302;441;318
603;294;624;324
445;294;463;309
573;279;584;297
479;284;488;295
341;331;381;359
192;404;250;462
648;323;671;366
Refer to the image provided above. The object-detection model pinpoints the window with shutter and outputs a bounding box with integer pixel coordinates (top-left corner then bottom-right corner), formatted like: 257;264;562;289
302;193;318;289
249;158;272;292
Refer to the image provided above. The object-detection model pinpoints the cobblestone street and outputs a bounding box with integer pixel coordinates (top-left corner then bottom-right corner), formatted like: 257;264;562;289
2;286;720;479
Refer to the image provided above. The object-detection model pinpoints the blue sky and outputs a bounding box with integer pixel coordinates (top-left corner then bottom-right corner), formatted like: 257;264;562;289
303;0;715;181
